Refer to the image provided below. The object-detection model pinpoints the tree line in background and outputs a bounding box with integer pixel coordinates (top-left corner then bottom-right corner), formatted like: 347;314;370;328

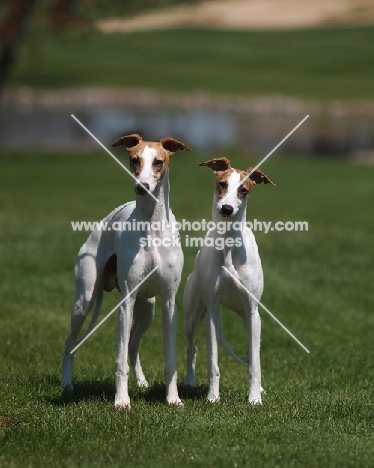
0;0;198;96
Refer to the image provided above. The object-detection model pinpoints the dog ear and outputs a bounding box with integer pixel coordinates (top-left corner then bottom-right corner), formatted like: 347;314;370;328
160;137;192;153
112;134;142;149
247;167;275;186
199;157;231;172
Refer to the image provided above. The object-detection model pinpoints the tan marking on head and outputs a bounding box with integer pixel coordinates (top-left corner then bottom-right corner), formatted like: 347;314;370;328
214;168;233;198
200;157;275;203
199;158;232;198
199;158;254;200
214;169;254;200
112;135;191;181
128;141;169;180
236;169;255;198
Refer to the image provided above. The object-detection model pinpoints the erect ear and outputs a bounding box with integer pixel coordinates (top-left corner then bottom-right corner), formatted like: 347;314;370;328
247;167;275;186
160;136;192;153
199;157;231;173
112;133;142;149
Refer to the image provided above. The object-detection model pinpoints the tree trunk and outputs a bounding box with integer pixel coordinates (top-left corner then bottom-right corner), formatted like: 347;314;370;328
0;0;38;97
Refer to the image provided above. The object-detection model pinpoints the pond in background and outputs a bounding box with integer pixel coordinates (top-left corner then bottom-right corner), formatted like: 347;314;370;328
1;91;373;156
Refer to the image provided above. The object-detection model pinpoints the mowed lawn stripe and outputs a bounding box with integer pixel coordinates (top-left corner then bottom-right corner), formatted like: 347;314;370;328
11;27;374;99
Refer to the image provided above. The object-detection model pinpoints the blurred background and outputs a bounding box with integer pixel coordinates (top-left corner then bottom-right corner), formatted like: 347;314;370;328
1;0;374;156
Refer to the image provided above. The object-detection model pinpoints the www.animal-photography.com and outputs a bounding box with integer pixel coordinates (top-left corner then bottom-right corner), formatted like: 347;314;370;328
1;1;373;467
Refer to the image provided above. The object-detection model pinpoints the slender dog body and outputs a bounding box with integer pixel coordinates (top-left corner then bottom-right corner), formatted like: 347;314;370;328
183;157;274;404
62;134;191;408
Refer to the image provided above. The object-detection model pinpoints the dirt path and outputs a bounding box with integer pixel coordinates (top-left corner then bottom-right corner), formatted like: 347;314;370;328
98;0;374;33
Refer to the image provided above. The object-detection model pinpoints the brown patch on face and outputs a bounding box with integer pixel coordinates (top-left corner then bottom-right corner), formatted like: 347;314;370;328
214;169;254;200
200;156;274;201
200;157;262;201
214;168;233;199
237;169;254;199
112;135;191;180
150;142;170;179
128;151;144;177
199;158;233;199
127;141;177;181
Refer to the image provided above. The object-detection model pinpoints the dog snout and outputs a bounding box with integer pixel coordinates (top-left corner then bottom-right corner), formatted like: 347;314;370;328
135;182;150;195
220;204;234;217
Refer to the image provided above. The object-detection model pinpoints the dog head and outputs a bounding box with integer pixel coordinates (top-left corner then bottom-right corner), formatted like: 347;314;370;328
112;134;191;195
199;157;275;217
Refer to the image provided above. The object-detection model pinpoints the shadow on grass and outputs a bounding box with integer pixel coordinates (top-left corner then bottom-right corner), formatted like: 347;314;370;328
47;377;115;406
48;377;208;406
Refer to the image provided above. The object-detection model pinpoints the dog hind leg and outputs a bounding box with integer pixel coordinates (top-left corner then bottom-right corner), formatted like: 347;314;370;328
61;253;100;391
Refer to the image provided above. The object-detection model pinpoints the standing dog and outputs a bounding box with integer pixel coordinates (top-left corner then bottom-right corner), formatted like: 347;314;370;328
62;134;191;408
183;157;274;404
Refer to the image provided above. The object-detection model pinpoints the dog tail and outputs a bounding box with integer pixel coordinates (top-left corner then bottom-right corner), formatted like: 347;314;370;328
76;291;103;346
217;310;248;367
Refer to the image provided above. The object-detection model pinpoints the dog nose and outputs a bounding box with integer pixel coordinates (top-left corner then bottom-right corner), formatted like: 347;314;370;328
135;183;150;195
221;204;234;216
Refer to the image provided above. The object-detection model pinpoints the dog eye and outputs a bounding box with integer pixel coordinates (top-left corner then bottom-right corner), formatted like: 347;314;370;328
130;157;140;164
239;186;248;195
153;159;163;167
218;181;227;189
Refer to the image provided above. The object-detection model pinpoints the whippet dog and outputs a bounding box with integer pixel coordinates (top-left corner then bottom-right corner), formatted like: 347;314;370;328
183;157;275;404
62;134;191;408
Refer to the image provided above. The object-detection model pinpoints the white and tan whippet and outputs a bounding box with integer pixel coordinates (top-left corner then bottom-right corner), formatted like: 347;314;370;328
62;134;191;408
183;157;274;404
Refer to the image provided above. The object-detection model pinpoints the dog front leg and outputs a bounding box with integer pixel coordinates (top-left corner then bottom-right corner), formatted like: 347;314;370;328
162;297;183;406
245;303;262;405
129;297;155;387
206;305;220;402
114;295;135;409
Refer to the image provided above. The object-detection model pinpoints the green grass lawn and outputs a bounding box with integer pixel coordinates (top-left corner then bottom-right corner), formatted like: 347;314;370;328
11;26;374;100
0;148;373;467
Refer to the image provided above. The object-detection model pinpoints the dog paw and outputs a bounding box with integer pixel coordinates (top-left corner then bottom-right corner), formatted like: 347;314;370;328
136;380;149;388
207;394;220;403
167;397;184;407
114;394;131;409
114;401;131;410
248;397;262;405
